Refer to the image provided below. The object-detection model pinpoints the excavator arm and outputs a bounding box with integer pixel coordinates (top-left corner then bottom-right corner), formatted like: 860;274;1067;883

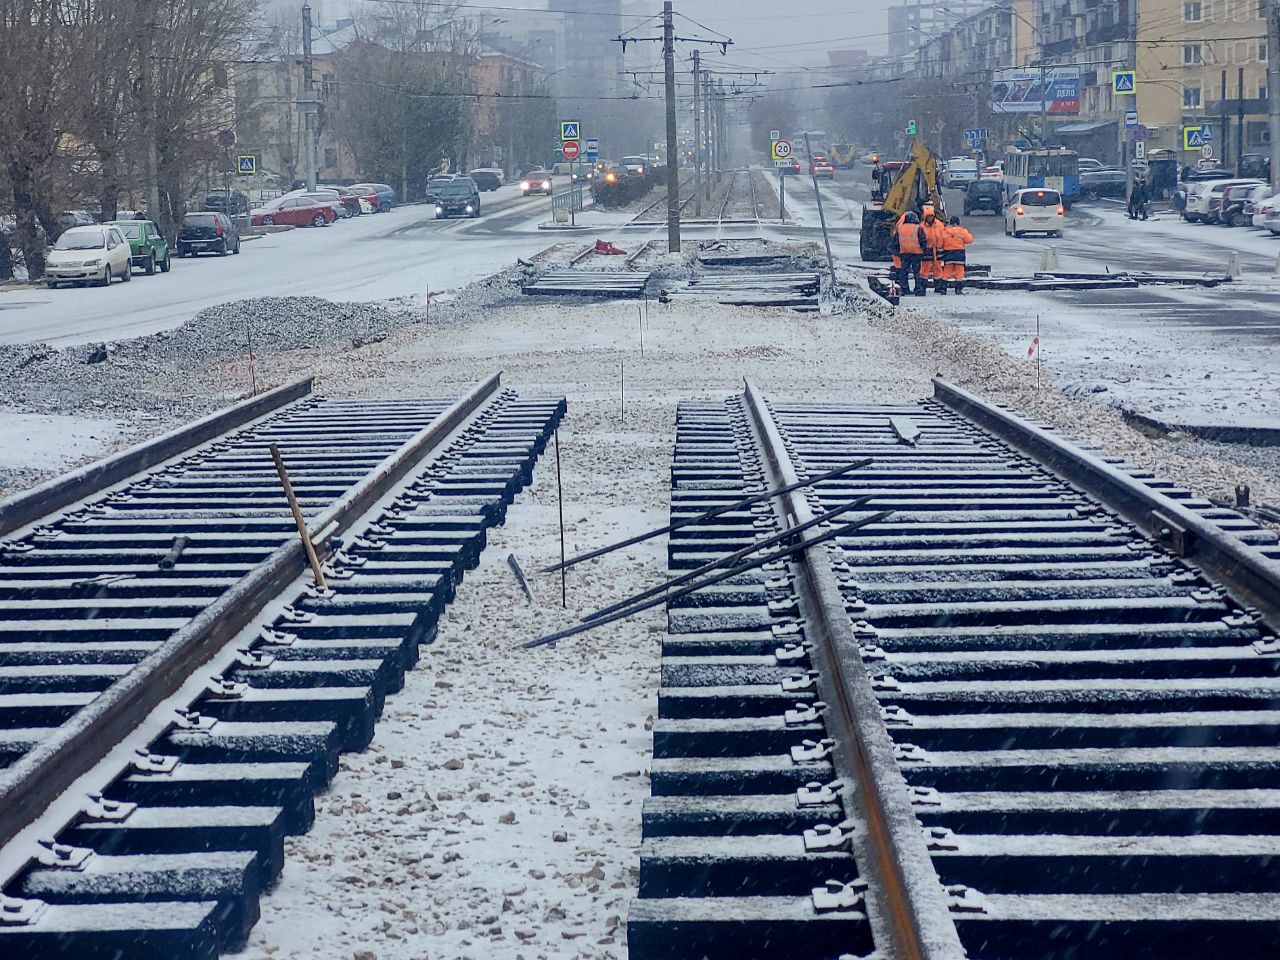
860;139;946;262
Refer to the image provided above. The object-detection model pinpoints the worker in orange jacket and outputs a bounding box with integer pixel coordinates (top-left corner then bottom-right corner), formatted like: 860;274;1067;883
893;211;927;296
919;205;946;291
940;215;975;294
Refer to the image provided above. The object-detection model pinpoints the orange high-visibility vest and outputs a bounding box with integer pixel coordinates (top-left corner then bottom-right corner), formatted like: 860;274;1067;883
896;221;924;254
942;224;974;251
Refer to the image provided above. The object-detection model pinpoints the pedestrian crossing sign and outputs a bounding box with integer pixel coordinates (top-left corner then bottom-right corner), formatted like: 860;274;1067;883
1112;70;1136;94
560;121;580;141
237;155;257;175
1183;125;1204;150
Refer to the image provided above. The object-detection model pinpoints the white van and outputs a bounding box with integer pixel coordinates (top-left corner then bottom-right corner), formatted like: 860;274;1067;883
944;158;979;187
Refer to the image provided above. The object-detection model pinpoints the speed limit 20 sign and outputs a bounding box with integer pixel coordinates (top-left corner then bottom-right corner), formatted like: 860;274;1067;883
771;139;792;162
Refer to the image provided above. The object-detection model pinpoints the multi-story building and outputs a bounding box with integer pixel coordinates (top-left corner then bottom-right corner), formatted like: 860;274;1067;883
888;0;993;57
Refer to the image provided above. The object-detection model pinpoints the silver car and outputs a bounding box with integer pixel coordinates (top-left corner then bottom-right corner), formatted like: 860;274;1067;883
44;225;133;287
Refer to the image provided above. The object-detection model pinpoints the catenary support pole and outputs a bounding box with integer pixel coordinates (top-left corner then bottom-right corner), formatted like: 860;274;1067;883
804;131;838;285
703;71;713;201
662;1;681;252
302;2;319;192
693;50;703;218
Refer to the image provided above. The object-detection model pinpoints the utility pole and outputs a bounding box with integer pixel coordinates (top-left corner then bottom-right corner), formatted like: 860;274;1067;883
1237;65;1245;175
702;70;712;201
1269;0;1280;190
717;80;727;179
803;131;837;286
301;2;319;192
139;0;160;225
692;50;702;218
662;0;680;252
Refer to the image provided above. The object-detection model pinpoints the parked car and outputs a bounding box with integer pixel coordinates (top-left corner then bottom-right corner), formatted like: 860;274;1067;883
1005;187;1065;237
44;224;132;287
468;169;504;191
343;185;382;213
809;155;835;179
177;211;241;255
1076;157;1104;173
943;157;978;187
351;182;396;210
317;185;367;217
1185;179;1261;223
434;179;481;218
1220;182;1268;227
202;189;250;215
1207;180;1263;223
1175;167;1232;213
1251;190;1280;228
963;179;1003;215
249;195;334;228
1264;200;1280;235
520;170;553;196
1078;168;1127;200
778;158;803;176
107;219;171;274
283;188;350;219
56;209;97;231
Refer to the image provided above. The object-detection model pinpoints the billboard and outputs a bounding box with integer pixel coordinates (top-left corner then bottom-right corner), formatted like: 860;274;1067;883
992;67;1081;115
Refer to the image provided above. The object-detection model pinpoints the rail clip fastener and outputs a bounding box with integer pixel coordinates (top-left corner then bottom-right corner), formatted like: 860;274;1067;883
785;702;826;727
82;794;137;822
880;705;913;726
908;786;943;807
0;896;47;926
131;751;179;775
207;677;249;700
260;628;298;647
924;826;960;852
895;742;929;764
781;671;819;692
945;884;990;914
775;642;810;664
796;780;842;807
34;839;93;870
803;819;858;852
173;710;217;732
1252;636;1280;656
772;621;803;638
791;739;836;763
860;645;887;663
811;878;867;913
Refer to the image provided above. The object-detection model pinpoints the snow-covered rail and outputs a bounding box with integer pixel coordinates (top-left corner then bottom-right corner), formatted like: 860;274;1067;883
0;375;567;958
629;380;1280;959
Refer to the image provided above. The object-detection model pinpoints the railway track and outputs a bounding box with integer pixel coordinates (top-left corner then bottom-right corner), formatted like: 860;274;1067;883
629;379;1280;959
0;374;565;958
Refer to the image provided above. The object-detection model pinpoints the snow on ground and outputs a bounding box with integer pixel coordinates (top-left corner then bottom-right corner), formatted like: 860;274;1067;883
0;410;124;498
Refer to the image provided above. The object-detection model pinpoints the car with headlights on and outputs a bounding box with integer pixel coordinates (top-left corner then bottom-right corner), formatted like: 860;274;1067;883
435;179;481;218
44;225;133;287
521;170;553;196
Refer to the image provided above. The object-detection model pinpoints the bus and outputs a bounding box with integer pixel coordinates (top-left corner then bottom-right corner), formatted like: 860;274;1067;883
1002;147;1080;205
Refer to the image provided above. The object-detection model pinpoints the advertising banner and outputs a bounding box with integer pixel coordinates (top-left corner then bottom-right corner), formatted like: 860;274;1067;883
991;67;1081;115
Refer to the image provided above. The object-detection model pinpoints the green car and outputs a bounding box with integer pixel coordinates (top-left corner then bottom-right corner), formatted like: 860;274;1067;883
107;219;171;275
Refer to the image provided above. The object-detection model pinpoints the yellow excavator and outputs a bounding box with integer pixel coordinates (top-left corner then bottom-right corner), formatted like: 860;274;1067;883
859;139;946;261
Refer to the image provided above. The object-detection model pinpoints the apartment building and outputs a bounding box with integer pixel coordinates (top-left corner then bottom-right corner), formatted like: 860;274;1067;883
1136;0;1270;165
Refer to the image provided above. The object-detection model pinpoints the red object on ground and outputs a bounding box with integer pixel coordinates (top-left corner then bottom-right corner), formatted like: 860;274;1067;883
594;240;626;255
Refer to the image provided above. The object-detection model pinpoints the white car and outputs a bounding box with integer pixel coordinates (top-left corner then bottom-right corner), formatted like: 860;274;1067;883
1005;187;1065;238
1183;179;1257;222
1077;157;1104;173
44;225;133;287
1265;201;1280;236
1252;191;1280;228
944;157;978;187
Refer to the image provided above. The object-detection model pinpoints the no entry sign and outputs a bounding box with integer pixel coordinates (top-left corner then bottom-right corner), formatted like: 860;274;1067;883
562;140;581;160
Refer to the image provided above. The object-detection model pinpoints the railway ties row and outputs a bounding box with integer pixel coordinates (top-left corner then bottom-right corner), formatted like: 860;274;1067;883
630;380;1280;959
0;377;566;959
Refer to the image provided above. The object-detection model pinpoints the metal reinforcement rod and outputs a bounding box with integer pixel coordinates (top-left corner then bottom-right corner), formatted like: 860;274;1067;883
0;371;505;857
542;457;872;573
0;377;315;538
932;377;1280;630
584;494;875;622
741;378;967;960
522;511;889;650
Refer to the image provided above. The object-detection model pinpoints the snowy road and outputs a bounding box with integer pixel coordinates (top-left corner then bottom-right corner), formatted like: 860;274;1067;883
768;168;1280;421
0;184;564;347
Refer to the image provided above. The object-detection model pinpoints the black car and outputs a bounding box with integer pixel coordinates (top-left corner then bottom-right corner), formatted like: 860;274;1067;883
434;180;480;219
468;170;503;192
963;179;1003;215
177;211;240;256
202;189;250;215
1079;169;1127;200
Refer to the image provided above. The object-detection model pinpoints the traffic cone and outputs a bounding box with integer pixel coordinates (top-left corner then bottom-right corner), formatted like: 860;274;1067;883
1226;251;1241;279
1040;246;1060;272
